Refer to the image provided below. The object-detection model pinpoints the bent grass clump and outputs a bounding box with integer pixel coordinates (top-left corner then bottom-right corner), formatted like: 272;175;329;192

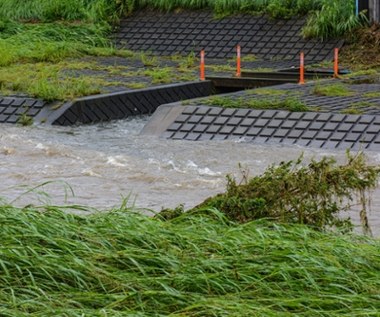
340;101;379;115
248;88;288;96
204;95;309;112
363;91;380;98
1;199;380;315
340;107;363;115
312;83;355;97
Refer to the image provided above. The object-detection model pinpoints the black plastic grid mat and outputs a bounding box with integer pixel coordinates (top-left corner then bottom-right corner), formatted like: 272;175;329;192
0;97;47;124
189;79;380;116
225;81;380;115
158;105;380;151
117;10;343;61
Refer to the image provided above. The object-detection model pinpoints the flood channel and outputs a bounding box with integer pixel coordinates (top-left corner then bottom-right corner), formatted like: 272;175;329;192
1;117;379;236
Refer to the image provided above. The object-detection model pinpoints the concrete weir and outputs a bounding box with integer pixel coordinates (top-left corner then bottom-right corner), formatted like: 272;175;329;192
141;104;380;151
0;82;213;125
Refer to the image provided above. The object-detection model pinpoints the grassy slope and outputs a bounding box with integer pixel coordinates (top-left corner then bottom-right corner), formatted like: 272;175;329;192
1;205;379;316
0;0;370;101
0;0;362;39
0;0;338;21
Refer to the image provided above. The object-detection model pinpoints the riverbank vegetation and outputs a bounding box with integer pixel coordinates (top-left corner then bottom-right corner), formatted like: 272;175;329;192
1;154;380;315
0;157;379;316
125;0;365;39
163;153;379;234
0;0;366;40
1;2;379;314
0;0;360;23
0;0;372;100
0;0;363;67
1;205;379;316
0;0;367;64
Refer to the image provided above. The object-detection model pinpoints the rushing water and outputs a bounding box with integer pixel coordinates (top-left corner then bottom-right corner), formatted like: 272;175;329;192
1;117;379;235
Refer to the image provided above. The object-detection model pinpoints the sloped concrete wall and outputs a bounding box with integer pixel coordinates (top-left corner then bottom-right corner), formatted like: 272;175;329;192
51;81;213;125
0;82;213;126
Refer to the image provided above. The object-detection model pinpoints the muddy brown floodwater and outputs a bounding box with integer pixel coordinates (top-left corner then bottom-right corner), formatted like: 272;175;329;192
0;117;379;236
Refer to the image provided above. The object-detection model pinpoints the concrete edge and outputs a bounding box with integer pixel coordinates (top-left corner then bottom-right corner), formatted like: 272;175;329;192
140;103;184;136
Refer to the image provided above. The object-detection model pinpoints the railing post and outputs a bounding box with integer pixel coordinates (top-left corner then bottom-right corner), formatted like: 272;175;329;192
200;49;205;81
236;45;241;77
299;52;305;85
333;48;339;78
369;0;380;23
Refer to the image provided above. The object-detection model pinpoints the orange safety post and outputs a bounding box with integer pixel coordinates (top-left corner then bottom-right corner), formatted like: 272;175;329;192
200;49;205;81
236;45;241;77
333;48;339;78
299;52;305;85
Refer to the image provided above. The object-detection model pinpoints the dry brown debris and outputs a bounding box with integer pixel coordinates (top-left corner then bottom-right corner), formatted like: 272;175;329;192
341;24;380;70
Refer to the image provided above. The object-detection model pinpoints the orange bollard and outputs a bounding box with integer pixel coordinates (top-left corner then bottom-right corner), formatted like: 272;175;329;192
236;45;241;77
200;49;205;81
299;52;305;85
333;48;339;78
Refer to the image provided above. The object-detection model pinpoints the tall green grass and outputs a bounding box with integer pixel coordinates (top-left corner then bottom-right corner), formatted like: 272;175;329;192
0;205;379;316
0;0;366;40
130;0;366;39
0;20;112;67
0;0;366;76
0;0;120;23
0;1;123;68
303;0;367;40
0;0;369;99
123;0;321;17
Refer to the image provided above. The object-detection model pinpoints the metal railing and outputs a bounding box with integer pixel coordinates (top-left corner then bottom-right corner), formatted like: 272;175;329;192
368;0;380;23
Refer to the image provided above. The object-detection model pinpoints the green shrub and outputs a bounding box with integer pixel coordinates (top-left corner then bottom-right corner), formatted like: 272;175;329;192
195;153;379;233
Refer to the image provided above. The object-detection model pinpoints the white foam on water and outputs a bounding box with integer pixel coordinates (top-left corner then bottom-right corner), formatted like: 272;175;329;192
186;160;221;176
81;168;102;177
35;143;48;150
106;156;129;167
